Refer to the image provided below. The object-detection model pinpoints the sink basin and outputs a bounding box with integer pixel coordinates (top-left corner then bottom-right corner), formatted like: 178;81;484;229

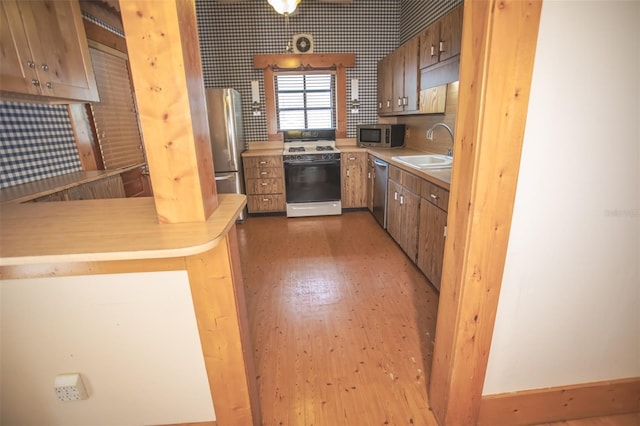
392;154;453;170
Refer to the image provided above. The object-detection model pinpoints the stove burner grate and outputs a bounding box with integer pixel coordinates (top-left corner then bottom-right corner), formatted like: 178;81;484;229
288;146;306;153
315;146;334;151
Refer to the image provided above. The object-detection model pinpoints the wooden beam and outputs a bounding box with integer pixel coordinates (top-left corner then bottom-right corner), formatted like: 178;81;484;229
428;0;543;424
120;0;217;223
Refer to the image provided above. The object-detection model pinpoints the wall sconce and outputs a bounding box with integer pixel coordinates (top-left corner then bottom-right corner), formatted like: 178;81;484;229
350;78;360;114
251;80;261;116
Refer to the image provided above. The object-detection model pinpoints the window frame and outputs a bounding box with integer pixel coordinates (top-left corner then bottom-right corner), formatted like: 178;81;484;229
254;53;355;141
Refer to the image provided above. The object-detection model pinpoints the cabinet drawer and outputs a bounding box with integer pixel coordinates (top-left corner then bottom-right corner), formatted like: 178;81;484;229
389;166;421;194
421;180;449;212
243;156;283;169
244;167;282;179
246;178;284;195
247;194;285;213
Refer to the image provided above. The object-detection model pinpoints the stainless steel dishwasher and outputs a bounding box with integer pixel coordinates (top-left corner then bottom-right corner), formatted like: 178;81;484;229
373;158;389;228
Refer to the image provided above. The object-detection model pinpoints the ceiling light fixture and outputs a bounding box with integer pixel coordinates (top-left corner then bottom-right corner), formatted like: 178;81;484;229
268;0;301;15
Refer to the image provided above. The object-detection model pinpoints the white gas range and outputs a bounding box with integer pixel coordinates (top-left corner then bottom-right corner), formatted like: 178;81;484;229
282;129;342;218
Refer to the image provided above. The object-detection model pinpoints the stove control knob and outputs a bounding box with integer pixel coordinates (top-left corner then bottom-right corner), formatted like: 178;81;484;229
296;155;303;161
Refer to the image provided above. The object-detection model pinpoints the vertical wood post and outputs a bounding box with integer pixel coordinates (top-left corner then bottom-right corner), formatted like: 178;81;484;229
428;0;543;424
120;0;217;223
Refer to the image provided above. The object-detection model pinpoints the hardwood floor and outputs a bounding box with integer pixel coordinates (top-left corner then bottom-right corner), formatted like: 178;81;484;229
236;211;639;426
237;211;440;425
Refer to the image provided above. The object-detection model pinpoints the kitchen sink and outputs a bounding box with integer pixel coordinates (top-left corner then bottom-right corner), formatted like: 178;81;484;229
391;154;453;170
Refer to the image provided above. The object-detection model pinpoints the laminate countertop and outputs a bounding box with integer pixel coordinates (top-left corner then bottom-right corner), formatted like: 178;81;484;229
0;194;246;266
241;144;451;189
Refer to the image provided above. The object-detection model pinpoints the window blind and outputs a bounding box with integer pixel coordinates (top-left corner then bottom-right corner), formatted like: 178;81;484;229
275;72;335;130
89;47;145;169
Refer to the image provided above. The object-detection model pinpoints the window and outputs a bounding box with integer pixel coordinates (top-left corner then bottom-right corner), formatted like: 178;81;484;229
275;72;335;130
88;44;145;169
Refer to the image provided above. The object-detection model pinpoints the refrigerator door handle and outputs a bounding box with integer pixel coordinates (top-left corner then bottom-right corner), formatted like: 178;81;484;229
215;174;234;181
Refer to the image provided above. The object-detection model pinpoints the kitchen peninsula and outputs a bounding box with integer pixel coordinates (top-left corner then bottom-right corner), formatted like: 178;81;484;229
0;194;257;425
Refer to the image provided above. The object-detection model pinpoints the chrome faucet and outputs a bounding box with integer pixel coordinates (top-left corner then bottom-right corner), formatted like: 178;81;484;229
427;122;454;157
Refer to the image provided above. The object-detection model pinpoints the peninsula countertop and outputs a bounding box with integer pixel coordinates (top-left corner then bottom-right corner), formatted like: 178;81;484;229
0;194;246;266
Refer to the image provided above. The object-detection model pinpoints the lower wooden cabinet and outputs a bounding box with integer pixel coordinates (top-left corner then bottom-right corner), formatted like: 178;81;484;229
31;174;126;202
367;155;375;212
383;163;450;290
387;166;421;262
417;198;448;290
341;152;367;208
243;154;286;213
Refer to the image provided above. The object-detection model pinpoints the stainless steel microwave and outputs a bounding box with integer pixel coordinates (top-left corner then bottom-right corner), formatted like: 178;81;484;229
357;124;406;148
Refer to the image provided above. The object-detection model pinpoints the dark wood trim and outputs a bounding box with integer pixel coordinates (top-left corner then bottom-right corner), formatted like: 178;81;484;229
254;53;355;141
262;67;280;141
67;104;100;171
253;53;355;70
428;0;543;424
335;66;347;139
82;19;128;54
478;377;640;425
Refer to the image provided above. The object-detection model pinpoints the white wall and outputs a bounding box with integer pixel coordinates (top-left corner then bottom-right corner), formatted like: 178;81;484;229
1;271;215;425
483;0;640;395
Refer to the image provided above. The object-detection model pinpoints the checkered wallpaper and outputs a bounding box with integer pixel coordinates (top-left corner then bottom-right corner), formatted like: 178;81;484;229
0;101;82;188
195;0;400;142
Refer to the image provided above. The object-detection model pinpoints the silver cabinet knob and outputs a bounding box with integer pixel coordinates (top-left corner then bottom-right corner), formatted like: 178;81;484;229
40;64;49;71
31;79;40;87
27;60;35;68
45;82;52;89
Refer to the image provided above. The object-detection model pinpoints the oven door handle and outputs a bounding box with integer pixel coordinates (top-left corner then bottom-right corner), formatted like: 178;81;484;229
284;160;340;166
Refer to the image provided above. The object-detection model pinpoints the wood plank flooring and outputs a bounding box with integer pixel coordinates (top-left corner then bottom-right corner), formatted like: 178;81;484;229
236;211;639;426
237;211;440;426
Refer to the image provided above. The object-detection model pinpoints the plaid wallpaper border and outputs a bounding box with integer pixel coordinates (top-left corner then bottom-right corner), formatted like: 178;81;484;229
0;101;82;188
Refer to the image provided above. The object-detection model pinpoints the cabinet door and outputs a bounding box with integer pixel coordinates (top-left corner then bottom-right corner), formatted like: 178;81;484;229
417;198;448;290
402;36;420;113
386;179;402;245
0;2;39;95
17;0;99;101
392;49;405;113
378;56;394;115
341;152;367;208
419;21;441;69
366;155;375;213
439;5;464;63
399;189;420;262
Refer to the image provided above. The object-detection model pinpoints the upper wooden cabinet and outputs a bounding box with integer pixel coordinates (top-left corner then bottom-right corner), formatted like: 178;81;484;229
377;55;393;114
378;35;420;116
419;5;464;69
0;0;99;102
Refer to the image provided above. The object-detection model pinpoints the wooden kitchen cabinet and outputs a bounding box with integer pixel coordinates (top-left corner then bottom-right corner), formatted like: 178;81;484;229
366;154;375;212
387;166;421;262
30;174;126;202
341;152;367;209
0;0;99;102
419;4;463;69
378;35;420;116
377;55;393;114
417;180;449;290
392;36;420;114
243;154;286;213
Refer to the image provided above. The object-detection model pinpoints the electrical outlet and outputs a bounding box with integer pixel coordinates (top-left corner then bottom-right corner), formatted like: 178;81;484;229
54;373;88;402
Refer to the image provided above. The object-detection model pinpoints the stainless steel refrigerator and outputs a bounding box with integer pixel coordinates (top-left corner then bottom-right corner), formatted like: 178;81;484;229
205;88;247;221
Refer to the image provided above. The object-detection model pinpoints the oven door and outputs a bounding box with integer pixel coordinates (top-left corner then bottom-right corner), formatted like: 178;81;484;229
284;159;341;203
